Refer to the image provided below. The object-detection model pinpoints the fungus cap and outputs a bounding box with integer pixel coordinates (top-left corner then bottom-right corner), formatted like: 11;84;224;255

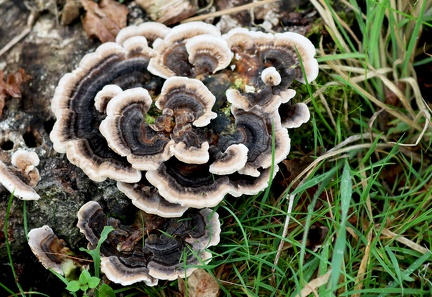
145;159;278;208
156;76;217;128
117;180;188;218
171;141;210;165
77;201;220;285
185;34;234;74
273;32;319;83
148;22;222;78
49;37;155;183
209;144;248;175
115;22;171;46
0;159;40;200
28;225;73;275
146;208;220;281
49;22;317;217
94;84;123;113
99;87;174;171
10;149;41;187
261;66;282;86
101;256;158;286
11;149;40;172
281;102;311;128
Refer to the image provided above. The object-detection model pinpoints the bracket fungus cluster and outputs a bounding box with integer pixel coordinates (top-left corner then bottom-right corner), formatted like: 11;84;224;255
77;201;220;286
32;21;318;286
50;21;318;216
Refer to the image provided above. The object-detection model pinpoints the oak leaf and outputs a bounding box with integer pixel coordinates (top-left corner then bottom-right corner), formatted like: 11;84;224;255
80;0;128;42
0;68;32;117
178;269;220;297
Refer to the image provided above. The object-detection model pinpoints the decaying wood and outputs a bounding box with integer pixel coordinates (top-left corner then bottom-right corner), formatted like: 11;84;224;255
136;0;199;25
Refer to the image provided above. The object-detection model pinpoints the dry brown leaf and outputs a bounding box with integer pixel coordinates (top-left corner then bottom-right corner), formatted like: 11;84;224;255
0;68;32;117
80;0;128;42
61;0;82;26
178;269;220;297
298;270;332;297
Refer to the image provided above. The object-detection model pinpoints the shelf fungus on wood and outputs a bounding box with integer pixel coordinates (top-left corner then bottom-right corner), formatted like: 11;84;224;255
279;102;311;129
148;22;222;78
117;177;188;218
28;225;78;275
0;149;40;200
77;201;220;286
50;21;318;217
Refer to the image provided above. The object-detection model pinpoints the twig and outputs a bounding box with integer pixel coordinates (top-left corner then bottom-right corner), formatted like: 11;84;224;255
380;228;430;255
327;133;387;153
272;193;295;270
0;10;38;58
181;0;280;23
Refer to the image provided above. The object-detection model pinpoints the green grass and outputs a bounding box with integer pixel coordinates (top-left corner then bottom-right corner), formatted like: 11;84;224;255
3;193;25;297
65;2;432;294
200;0;432;295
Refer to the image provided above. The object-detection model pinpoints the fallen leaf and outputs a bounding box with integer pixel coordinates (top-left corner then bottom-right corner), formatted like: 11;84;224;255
80;0;128;42
61;0;82;26
0;68;32;117
178;269;220;297
299;270;332;297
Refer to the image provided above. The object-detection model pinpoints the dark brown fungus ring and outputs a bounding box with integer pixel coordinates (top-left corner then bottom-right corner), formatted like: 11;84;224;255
117;178;188;218
273;32;318;84
145;157;278;208
156;76;217;164
28;225;75;275
223;28;318;93
50;38;158;183
77;201;220;285
217;94;290;177
156;76;217;128
226;87;282;113
148;22;222;78
100;87;174;171
279;102;311;129
115;22;171;47
230;107;289;177
146;207;220;281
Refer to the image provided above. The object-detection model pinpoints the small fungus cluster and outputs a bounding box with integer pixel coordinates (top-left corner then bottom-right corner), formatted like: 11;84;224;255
0;149;40;200
29;21;318;286
77;201;220;285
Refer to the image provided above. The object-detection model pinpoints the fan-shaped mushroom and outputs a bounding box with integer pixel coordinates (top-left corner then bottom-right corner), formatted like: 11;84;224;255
148;22;223;78
77;201;220;285
0;149;40;200
28;225;76;275
50;40;157;183
49;21;318;217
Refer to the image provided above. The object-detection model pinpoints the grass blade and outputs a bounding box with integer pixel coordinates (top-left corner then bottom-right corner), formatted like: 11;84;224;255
328;161;352;291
